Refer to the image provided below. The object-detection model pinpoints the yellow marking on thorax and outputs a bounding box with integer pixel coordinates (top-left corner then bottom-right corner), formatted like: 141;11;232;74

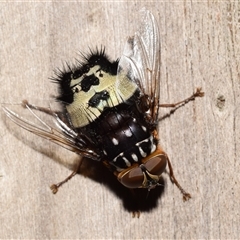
66;66;138;128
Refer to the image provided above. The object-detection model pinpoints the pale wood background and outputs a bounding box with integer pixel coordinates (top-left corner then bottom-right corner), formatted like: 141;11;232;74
1;1;240;239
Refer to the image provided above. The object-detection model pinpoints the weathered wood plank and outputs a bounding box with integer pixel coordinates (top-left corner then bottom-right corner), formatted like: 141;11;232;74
1;1;239;239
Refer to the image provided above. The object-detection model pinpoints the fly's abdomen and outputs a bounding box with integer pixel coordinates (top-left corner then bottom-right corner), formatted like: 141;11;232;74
84;103;157;172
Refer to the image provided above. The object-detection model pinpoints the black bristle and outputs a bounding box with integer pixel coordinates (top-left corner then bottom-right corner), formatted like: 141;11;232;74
53;47;119;105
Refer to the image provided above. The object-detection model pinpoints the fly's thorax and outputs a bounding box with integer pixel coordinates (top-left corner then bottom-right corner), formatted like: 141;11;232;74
66;70;138;128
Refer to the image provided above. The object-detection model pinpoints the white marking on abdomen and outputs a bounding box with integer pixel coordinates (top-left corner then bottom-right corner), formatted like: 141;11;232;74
141;125;147;132
149;135;156;153
131;153;138;162
112;137;119;145
151;143;157;153
124;128;132;137
112;152;131;167
138;147;147;158
122;156;131;167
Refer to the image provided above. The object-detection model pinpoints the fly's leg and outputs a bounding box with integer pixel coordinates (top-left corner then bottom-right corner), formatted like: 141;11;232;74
50;158;83;194
166;155;191;201
158;88;204;199
159;88;204;108
129;189;141;218
132;210;140;218
21;100;87;193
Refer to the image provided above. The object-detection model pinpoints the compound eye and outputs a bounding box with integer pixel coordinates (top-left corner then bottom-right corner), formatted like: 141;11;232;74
118;167;144;188
144;154;167;176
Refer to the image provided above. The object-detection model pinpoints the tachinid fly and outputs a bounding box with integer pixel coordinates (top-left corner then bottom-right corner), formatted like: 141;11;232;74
3;10;204;209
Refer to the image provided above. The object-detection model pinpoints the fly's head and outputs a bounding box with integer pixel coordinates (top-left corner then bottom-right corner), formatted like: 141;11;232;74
117;149;167;190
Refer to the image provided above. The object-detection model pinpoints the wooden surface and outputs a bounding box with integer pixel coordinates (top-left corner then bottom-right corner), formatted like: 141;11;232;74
1;1;240;239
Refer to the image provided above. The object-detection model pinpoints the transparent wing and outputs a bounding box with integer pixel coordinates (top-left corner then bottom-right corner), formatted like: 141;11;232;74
3;103;100;160
117;9;161;122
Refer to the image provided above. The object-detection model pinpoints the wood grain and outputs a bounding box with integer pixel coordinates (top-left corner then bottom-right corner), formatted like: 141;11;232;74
1;1;239;239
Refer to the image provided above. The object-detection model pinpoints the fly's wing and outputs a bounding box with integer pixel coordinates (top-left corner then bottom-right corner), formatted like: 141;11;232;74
117;9;161;122
3;103;100;160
